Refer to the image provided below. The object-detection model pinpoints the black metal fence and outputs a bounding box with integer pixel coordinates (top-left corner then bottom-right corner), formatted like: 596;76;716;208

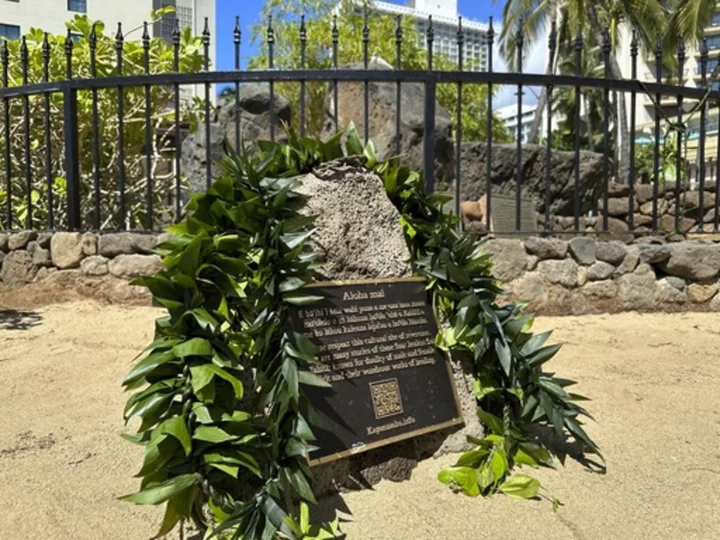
2;12;720;237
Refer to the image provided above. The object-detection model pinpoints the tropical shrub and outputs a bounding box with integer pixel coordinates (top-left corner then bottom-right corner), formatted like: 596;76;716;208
0;10;205;230
122;125;599;538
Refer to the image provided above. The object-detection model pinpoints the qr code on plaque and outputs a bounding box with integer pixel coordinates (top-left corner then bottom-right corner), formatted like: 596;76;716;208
369;379;404;419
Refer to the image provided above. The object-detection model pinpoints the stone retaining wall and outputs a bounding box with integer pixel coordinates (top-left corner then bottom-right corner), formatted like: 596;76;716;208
487;236;720;314
0;231;166;287
3;231;720;315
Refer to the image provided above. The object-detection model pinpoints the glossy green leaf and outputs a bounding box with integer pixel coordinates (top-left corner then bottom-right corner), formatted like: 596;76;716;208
498;475;540;499
120;474;198;505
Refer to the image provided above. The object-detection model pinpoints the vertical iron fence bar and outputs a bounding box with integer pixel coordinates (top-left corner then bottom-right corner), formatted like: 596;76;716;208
116;24;126;229
652;36;662;232
716;92;720;232
300;15;307;139
675;40;685;232
203;18;212;189
89;26;100;230
143;23;153;230
268;16;275;142
21;37;32;229
455;17;464;217
629;31;638;233
233;17;241;152
363;8;370;145
332;15;339;133
515;22;523;232
425;17;435;195
698;39;708;232
42;33;54;230
64;33;81;231
545;22;557;235
2;42;10;229
486;18;494;232
1;42;10;229
573;29;583;233
173;21;181;222
602;29;611;233
395;16;403;156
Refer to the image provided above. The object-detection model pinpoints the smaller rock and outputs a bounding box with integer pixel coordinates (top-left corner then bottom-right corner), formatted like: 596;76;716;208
614;248;640;276
582;280;618;298
46;269;80;284
595;217;632;242
607;182;630;197
460;201;483;222
587;261;615;281
640;199;668;216
8;231;37;250
1;250;36;283
687;282;718;303
108;254;162;278
51;232;84;269
617;263;657;310
656;278;687;304
568;237;596;265
526;255;538;271
635;183;661;204
636;244;670;264
607;197;636;217
36;232;52;248
32;246;51;267
156;232;175;245
709;294;720;312
483;239;528;282
537;258;578;288
80;255;109;276
596;241;627;264
98;233;134;257
660;243;720;281
34;266;56;281
131;233;158;254
81;233;98;256
524;237;568;260
0;233;7;252
665;276;686;290
577;266;588;287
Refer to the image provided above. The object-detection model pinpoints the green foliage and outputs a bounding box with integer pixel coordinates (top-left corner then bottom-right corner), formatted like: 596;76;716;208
125;122;598;537
122;131;348;538
249;0;510;143
635;132;684;185
375;127;601;504
0;11;205;230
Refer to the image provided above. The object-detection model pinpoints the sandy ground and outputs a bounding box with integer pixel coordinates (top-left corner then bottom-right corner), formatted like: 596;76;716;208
1;301;719;540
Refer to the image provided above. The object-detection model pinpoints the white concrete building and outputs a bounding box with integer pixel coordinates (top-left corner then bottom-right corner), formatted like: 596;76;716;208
496;103;539;143
0;0;215;69
367;1;489;71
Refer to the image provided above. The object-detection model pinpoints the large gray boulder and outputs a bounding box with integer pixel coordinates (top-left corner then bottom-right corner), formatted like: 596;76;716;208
181;85;291;194
321;61;455;184
458;142;605;217
298;159;479;496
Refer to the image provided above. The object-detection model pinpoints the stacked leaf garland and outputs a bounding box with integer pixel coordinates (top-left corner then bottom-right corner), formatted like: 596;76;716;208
122;126;600;538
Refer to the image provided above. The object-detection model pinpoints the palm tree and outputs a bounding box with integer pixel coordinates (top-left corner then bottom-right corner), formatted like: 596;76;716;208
499;0;712;182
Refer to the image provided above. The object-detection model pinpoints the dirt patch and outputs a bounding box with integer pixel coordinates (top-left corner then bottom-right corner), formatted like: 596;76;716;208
0;274;151;310
0;301;718;539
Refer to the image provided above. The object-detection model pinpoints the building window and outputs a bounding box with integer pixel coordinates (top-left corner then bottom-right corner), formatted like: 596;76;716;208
67;0;86;13
0;23;20;40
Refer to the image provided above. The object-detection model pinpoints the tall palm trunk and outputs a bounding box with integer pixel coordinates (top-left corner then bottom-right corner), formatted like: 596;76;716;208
609;54;630;184
528;1;558;142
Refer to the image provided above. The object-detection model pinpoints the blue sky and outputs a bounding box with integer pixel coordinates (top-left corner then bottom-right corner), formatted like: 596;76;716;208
217;1;505;70
215;1;538;107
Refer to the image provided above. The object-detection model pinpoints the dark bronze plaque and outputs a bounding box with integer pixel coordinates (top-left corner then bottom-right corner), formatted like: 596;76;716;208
489;194;538;236
289;278;463;465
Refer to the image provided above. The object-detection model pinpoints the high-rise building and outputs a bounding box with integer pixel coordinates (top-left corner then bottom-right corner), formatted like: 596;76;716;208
496;104;541;144
0;0;216;83
368;1;489;71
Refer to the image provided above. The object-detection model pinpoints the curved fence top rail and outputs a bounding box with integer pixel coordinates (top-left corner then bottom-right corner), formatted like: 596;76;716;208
1;70;719;102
